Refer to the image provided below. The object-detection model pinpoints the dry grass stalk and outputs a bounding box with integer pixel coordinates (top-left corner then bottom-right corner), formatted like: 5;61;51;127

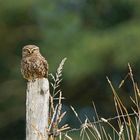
68;64;139;140
47;58;70;140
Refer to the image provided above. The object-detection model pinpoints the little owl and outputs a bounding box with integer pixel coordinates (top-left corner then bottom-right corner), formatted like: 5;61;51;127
21;45;48;81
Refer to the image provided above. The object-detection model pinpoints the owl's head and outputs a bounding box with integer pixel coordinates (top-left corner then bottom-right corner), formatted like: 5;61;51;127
22;45;40;57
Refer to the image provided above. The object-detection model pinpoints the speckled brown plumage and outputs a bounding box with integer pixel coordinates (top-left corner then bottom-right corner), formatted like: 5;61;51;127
21;45;48;81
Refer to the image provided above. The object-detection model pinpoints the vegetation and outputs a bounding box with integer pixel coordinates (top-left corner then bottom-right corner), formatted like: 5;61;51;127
48;60;140;140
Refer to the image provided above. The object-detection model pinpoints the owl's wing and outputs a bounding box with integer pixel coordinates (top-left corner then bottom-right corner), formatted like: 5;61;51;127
42;57;49;78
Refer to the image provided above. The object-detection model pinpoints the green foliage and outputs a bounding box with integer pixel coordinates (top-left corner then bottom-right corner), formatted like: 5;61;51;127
81;0;134;28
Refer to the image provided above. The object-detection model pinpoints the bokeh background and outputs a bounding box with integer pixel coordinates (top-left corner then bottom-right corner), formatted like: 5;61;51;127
0;0;140;139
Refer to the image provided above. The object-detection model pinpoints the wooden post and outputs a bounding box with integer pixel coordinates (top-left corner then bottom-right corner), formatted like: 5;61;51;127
26;78;49;140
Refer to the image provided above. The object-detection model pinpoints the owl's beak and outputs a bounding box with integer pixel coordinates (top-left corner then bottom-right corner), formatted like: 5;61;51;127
28;49;33;54
30;49;33;53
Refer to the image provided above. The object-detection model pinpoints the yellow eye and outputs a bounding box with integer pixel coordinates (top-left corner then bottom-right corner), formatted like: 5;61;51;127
32;48;38;52
23;48;38;54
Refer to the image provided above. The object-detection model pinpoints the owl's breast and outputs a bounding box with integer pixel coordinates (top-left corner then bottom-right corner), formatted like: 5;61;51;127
21;56;47;80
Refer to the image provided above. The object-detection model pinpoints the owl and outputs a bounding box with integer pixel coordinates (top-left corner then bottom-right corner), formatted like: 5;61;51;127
21;45;48;81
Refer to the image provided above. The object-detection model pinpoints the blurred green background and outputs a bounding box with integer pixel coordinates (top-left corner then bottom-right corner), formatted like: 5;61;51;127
0;0;140;139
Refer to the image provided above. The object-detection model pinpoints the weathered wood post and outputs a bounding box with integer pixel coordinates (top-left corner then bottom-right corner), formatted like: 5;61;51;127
26;78;49;140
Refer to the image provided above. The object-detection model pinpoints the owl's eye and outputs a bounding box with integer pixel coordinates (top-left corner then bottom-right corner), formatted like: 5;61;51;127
32;48;38;53
23;47;38;54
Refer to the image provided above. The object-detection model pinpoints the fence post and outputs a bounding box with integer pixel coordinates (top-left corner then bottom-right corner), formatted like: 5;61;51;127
26;78;49;140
